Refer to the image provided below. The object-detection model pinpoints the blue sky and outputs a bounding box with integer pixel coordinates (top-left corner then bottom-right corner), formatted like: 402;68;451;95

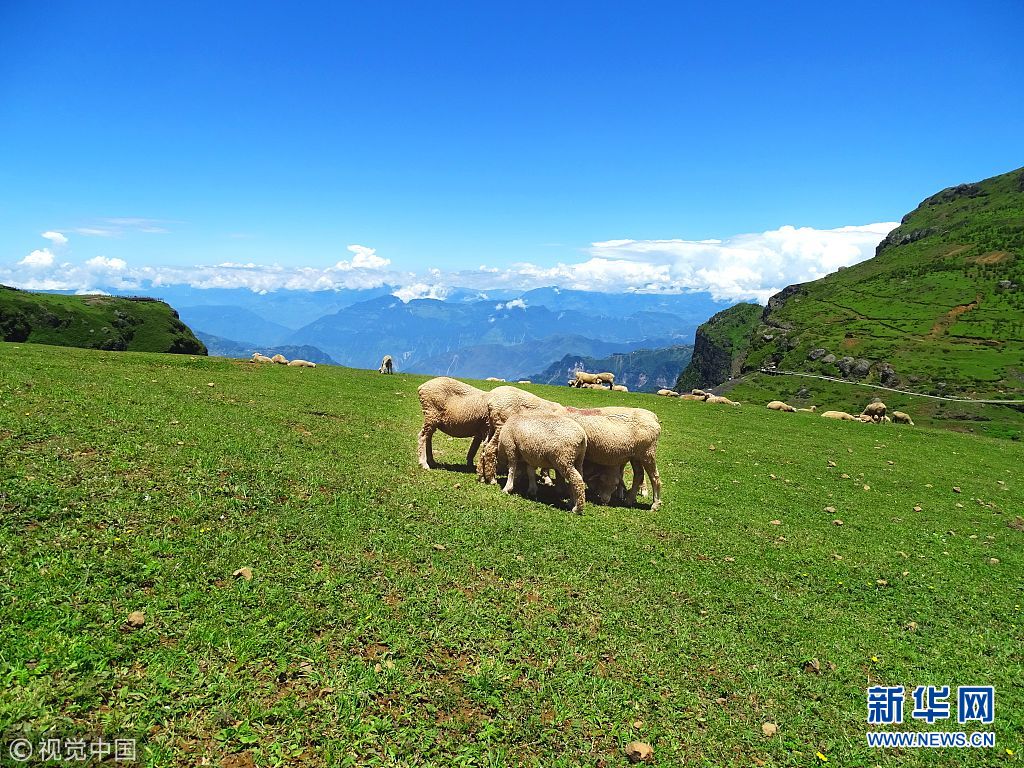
1;0;1022;301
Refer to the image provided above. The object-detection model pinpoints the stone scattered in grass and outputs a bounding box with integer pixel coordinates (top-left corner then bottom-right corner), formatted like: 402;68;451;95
232;567;253;581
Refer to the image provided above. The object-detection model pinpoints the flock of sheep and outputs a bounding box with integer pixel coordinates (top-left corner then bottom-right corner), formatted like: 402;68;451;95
250;352;317;367
656;385;915;426
417;377;662;514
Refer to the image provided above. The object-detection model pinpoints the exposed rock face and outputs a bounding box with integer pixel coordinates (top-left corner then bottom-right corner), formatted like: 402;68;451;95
851;358;872;378
764;284;805;322
807;348;828;361
879;362;900;387
876;226;936;255
675;303;761;391
821;353;836;364
924;183;986;206
836;356;855;376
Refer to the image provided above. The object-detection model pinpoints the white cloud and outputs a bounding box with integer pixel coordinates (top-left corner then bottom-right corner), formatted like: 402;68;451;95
41;231;68;246
392;283;449;302
74;217;173;237
85;255;128;271
495;298;527;310
1;224;897;304
18;248;55;268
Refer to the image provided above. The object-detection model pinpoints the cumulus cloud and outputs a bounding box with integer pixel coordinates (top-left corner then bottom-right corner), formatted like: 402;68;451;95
1;223;898;304
41;231;68;246
18;248;56;268
495;298;527;310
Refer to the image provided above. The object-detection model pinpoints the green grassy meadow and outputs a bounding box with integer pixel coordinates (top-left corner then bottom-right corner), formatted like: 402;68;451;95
1;343;1022;767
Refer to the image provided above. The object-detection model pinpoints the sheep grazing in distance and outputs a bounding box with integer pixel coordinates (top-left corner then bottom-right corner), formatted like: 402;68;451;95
691;389;707;397
497;412;588;514
680;393;708;401
565;405;662;510
861;400;887;423
820;410;858;421
705;395;741;406
517;380;531;384
271;354;289;365
485;377;506;382
657;389;680;398
478;386;564;483
857;414;875;423
580;382;606;390
891;410;915;425
572;371;604;388
796;406;818;412
379;355;394;374
417;377;491;470
287;359;316;368
767;400;797;412
612;384;628;392
251;352;274;364
595;372;615;386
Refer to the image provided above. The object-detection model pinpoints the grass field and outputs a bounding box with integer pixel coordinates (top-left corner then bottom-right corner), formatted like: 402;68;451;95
1;343;1021;767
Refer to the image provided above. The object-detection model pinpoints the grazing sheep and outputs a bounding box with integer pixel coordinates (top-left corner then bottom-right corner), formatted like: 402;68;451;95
572;371;605;388
251;352;274;364
691;389;707;397
581;382;607;390
417;377;491;470
271;354;289;365
497;412;588;513
379;355;394;374
857;413;875;423
565;405;662;510
820;410;858;421
485;377;506;382
705;395;741;406
657;389;680;398
796;406;818;412
861;400;888;423
479;386;565;482
612;384;628;392
767;401;797;412
595;372;615;386
680;393;708;401
891;411;915;425
517;380;532;384
287;359;316;368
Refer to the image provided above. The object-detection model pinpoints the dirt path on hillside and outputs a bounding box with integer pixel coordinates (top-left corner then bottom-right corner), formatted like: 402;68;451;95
928;295;981;339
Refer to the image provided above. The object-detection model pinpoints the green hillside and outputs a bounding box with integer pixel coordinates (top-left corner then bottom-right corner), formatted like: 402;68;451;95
2;343;1021;767
675;303;761;391
0;286;206;355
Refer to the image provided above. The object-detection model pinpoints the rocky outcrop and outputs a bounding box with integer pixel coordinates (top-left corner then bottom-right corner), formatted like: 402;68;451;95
675;303;761;391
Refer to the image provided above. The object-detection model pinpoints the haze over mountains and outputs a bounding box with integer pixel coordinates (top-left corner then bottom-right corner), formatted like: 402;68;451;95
151;286;726;382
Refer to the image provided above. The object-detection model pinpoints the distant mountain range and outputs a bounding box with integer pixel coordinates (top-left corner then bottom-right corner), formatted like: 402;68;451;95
195;332;337;365
143;286;728;380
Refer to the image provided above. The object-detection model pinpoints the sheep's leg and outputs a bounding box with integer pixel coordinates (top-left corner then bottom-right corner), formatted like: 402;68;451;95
418;423;437;470
641;453;662;511
502;450;518;494
624;458;645;505
630;458;648;498
466;431;484;467
525;465;538;499
477;425;498;483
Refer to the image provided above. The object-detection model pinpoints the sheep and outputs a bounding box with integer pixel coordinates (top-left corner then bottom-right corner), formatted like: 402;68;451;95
680;393;708;401
691;389;707;397
857;413;875;423
417;377;491;470
612;384;628;392
251;352;274;364
565;405;662;510
517;380;532;384
796;406;818;412
485;377;506;382
705;395;741;406
861;400;888;423
595;372;615;386
271;354;289;365
287;359;316;368
767;400;797;412
657;389;680;398
496;412;588;513
891;411;915;425
478;386;565;483
572;371;604;388
379;355;394;374
820;410;857;421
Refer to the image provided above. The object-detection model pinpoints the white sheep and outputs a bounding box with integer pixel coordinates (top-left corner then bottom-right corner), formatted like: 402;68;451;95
497;412;588;513
796;406;818;412
485;377;506;382
612;384;628;392
572;371;604;388
251;352;274;364
820;410;857;421
680;393;708;401
861;400;887;423
705;395;741;406
271;354;289;365
287;359;316;368
767;400;797;412
478;386;564;483
379;355;394;374
657;389;680;398
417;377;491;470
891;410;914;425
565;405;662;510
517;380;532;384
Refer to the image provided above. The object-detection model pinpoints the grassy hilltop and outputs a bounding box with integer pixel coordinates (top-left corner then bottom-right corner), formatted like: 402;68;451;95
1;343;1022;767
0;286;206;355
